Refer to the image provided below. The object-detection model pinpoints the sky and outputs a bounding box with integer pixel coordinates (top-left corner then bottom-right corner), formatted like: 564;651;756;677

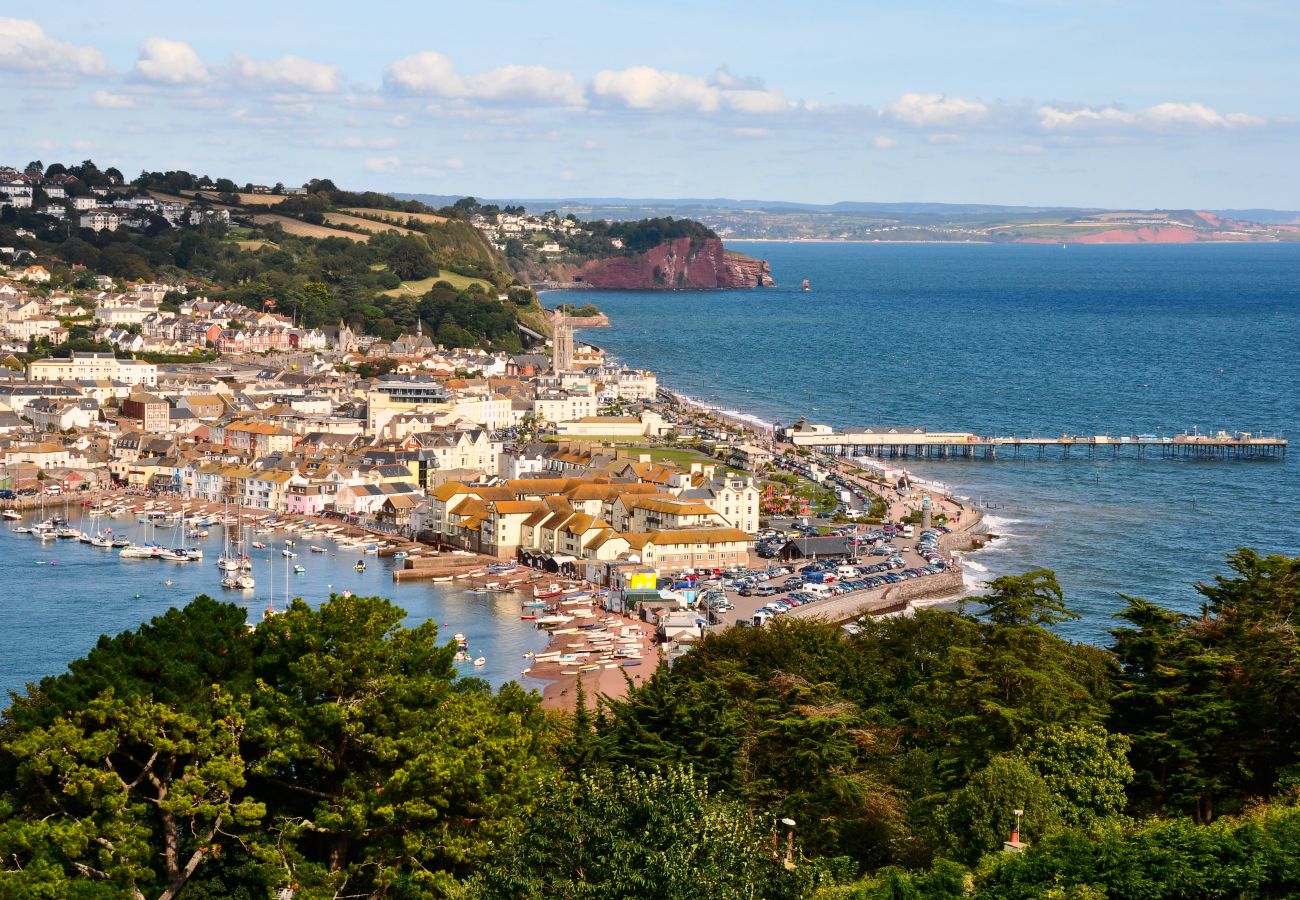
1;1;1297;208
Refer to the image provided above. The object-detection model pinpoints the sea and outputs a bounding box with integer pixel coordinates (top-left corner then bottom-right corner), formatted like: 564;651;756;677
4;243;1297;697
549;241;1300;643
0;514;550;700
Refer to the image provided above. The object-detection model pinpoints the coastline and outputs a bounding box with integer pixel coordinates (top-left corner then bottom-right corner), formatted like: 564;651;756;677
656;386;991;599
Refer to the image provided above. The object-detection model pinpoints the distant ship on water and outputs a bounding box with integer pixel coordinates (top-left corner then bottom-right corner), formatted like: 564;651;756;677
801;279;811;291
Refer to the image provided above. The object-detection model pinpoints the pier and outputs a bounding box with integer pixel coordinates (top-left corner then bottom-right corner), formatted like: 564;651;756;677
780;424;1287;461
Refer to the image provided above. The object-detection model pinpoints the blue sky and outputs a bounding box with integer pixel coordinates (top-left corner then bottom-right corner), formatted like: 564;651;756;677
1;1;1297;207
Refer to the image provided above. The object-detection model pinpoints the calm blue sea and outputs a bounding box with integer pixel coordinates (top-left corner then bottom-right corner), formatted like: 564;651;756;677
0;515;549;700
551;241;1300;642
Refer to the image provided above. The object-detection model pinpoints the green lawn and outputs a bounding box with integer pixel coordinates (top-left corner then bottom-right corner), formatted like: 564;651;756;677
541;440;746;474
382;270;493;297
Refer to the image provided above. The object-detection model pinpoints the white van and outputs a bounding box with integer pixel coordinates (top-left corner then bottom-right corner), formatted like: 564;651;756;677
803;583;834;599
836;565;858;580
902;524;915;538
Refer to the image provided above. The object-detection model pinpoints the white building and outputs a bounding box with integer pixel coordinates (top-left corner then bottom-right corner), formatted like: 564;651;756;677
80;210;123;232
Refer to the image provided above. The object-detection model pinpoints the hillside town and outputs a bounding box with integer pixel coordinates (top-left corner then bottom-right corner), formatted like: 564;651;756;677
0;253;802;593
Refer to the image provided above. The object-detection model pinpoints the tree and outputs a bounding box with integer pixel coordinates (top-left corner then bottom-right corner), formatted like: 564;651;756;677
382;234;436;281
291;281;333;328
1108;550;1300;822
935;755;1062;864
476;765;807;899
978;570;1078;628
1021;724;1133;826
0;688;263;899
242;594;551;896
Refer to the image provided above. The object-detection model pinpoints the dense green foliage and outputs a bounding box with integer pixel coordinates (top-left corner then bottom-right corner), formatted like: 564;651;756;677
477;765;810;899
4;551;1300;898
0;595;550;899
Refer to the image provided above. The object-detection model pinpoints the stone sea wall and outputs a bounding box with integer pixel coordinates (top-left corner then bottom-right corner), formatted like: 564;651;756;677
787;569;965;624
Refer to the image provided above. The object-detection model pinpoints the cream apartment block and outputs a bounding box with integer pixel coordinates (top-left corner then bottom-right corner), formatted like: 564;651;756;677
425;476;755;573
26;352;157;386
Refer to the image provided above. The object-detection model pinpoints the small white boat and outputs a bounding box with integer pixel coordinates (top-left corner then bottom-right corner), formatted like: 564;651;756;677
473;657;486;667
1;509;20;521
12;526;32;534
310;546;326;553
119;544;157;559
281;549;297;558
236;574;255;590
293;564;305;574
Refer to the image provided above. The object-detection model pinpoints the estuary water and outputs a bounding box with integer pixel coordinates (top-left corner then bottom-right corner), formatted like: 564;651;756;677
0;513;549;699
550;241;1300;642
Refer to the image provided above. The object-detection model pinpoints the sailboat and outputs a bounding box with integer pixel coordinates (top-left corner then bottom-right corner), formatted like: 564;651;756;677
217;502;241;571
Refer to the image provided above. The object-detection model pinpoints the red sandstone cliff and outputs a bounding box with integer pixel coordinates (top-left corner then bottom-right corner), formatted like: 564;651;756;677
572;237;774;289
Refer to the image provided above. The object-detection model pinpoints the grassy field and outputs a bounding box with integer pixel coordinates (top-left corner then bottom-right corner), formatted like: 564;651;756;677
235;240;274;251
196;191;283;206
343;208;448;225
382;270;494;296
250;214;368;242
323;212;420;235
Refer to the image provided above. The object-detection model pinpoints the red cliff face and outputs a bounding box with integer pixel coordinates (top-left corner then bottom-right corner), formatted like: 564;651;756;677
575;237;774;289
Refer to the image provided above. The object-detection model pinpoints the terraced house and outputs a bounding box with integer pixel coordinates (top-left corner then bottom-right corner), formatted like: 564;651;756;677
421;475;756;578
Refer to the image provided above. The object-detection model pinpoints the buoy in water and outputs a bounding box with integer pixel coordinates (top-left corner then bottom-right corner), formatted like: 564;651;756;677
134;593;142;599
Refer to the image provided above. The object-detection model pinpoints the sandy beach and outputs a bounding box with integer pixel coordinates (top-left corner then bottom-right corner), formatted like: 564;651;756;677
527;608;661;711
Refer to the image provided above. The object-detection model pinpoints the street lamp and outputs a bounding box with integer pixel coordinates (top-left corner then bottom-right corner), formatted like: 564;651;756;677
773;817;796;867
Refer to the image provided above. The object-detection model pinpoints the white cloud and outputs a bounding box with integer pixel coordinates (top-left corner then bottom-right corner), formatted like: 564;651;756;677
0;18;108;76
591;65;795;115
1039;101;1266;132
723;88;794;114
560;169;576;182
712;65;764;91
1143;102;1264;130
385;51;585;106
733;127;772;138
364;155;401;173
389;114;410;128
927;133;964;144
445;157;464;169
134;37;209;84
592;66;719;112
872;136;897;149
885;93;988;127
92;89;138;109
1038;104;1136;130
228;53;339;93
